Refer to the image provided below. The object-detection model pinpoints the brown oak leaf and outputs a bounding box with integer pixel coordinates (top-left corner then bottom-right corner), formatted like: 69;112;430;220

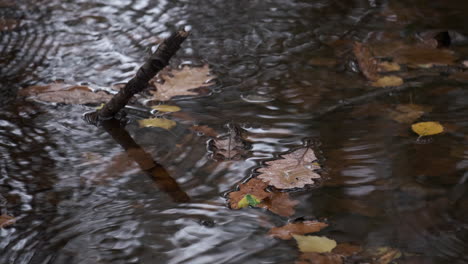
228;178;270;209
259;192;299;217
257;147;321;190
19;82;112;104
269;221;329;240
149;64;215;101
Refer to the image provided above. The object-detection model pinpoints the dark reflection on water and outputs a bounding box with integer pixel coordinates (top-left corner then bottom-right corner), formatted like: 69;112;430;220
1;0;468;263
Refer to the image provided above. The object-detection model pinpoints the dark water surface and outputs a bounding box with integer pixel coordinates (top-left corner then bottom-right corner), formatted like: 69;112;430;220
1;0;468;263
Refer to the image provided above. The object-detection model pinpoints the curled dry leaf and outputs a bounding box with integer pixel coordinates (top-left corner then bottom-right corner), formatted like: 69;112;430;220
149;64;215;101
210;124;249;160
0;214;15;228
257;147;321;190
269;221;329;240
353;42;380;81
19;82;112;104
387;104;431;124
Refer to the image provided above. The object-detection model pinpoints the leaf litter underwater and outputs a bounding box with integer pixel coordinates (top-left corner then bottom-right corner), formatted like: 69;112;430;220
1;0;468;263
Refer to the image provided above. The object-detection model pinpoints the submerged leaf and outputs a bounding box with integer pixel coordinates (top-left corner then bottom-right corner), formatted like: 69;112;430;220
257;148;321;190
371;76;404;87
293;235;337;253
19;82;112;104
411;121;444;136
210;124;249;160
138;118;176;130
387;104;431;124
0;214;15;228
151;105;181;112
269;221;329;240
149;65;215;101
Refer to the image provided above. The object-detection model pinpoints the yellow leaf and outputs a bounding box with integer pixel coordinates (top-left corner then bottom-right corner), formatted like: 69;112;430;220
378;61;401;72
293;235;337;253
151;105;181;112
138;118;176;130
411;121;444;136
237;194;261;208
371;76;404;87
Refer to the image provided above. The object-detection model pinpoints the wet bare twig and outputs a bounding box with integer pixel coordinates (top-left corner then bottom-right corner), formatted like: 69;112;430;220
85;30;189;124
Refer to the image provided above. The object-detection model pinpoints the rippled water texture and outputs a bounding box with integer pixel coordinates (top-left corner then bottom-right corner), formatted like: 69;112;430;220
1;0;468;263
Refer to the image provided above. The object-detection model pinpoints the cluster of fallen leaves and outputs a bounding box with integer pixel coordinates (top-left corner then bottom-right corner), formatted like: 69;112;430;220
267;220;404;264
227;147;322;216
19;64;215;106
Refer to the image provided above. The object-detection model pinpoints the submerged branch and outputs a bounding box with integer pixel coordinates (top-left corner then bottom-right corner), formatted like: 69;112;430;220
85;30;189;124
309;79;428;119
101;118;190;203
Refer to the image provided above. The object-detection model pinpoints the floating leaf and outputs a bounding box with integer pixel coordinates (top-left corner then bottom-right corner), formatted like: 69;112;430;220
228;178;270;209
411;121;444;136
371;76;403;87
259;192;299;217
149;65;215;101
237;194;261;208
269;221;329;240
210;124;249;160
332;243;362;257
377;61;401;72
0;214;15;228
387;104;431;124
228;179;298;216
151;105;181;112
257;147;321;190
296;253;343;264
293;235;337;253
19;82;112;104
138;118;176;130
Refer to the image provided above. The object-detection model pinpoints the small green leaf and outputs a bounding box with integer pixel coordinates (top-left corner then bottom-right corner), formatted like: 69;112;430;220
237;194;261;208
